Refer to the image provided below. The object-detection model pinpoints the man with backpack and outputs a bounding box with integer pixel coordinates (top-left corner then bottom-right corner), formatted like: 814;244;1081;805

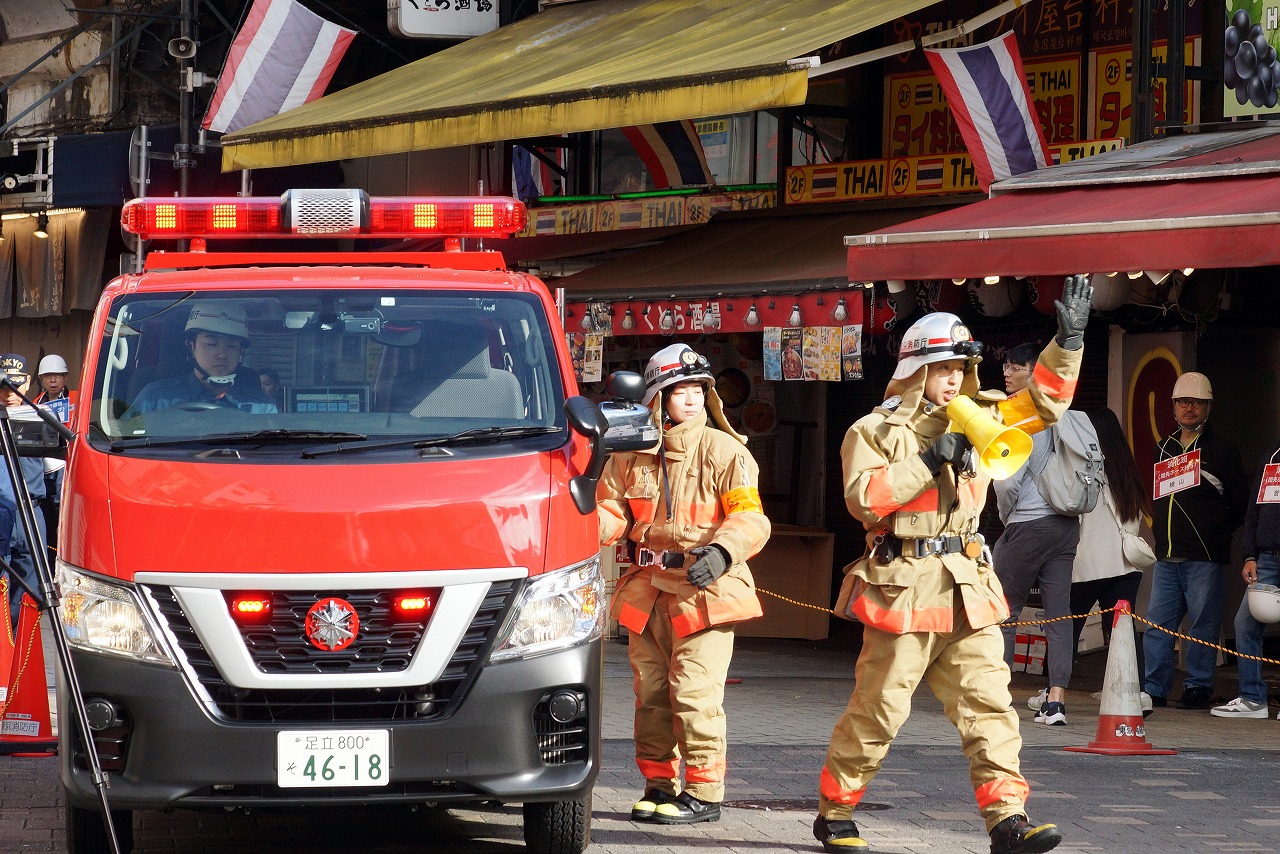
992;342;1103;727
1142;372;1246;712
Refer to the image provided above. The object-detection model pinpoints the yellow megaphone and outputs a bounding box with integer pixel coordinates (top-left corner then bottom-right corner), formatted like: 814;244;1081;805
945;395;1033;480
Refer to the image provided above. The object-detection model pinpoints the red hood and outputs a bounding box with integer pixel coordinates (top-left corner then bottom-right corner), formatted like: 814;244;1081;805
62;448;591;579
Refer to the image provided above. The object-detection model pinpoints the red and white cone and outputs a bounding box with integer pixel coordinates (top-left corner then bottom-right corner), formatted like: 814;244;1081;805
0;594;57;756
0;577;13;707
1065;600;1176;756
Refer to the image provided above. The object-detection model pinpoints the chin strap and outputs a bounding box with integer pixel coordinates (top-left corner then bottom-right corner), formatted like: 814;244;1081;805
193;363;237;386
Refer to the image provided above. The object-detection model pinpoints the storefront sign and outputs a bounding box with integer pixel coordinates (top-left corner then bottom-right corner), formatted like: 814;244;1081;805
1223;2;1279;118
566;292;863;338
885;55;1083;157
785;139;1121;203
388;0;498;39
1089;39;1201;138
1153;449;1201;500
517;190;776;238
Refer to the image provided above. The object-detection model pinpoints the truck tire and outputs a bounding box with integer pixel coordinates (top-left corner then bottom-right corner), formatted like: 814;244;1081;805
65;802;134;854
522;794;591;854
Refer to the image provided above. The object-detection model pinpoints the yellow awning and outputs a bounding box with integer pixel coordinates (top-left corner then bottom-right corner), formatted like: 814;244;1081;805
221;0;941;171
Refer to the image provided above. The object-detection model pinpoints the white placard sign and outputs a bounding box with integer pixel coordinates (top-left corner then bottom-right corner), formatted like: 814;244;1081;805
389;0;499;39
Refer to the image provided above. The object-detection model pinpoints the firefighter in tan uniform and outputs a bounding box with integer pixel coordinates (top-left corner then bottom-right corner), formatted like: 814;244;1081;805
598;343;771;825
813;276;1092;854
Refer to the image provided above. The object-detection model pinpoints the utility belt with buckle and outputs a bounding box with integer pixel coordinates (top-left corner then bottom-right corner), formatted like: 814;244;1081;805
873;533;985;564
635;546;686;569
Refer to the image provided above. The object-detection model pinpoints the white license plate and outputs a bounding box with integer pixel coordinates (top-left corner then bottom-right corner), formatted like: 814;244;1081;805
277;729;390;788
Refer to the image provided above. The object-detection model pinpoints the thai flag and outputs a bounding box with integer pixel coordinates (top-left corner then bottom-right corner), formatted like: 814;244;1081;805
621;121;713;189
925;32;1051;192
202;0;355;135
513;140;567;202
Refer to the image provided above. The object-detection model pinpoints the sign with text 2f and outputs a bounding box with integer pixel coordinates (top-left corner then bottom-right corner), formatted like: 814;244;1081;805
885;54;1081;157
388;0;498;39
1224;1;1280;117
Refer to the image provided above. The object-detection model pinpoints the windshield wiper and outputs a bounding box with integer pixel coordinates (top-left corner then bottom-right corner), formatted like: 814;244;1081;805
111;429;368;451
302;425;563;458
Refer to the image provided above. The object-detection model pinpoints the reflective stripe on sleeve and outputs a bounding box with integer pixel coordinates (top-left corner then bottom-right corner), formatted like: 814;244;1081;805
1032;362;1076;399
866;466;905;517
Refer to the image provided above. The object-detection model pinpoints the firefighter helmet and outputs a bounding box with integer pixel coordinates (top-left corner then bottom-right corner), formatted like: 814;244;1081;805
892;312;983;380
642;343;713;406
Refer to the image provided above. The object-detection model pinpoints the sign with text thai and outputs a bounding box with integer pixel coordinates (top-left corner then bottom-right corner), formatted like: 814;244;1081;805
784;139;1122;204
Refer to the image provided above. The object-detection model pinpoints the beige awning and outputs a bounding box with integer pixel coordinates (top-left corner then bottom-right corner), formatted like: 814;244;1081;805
221;0;941;171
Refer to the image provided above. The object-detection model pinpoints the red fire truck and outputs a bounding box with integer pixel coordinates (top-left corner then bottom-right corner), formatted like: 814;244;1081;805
55;190;652;854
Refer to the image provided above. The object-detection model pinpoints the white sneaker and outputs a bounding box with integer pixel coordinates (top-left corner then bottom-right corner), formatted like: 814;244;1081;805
1139;691;1153;718
1027;687;1049;711
1210;697;1269;718
1034;701;1067;726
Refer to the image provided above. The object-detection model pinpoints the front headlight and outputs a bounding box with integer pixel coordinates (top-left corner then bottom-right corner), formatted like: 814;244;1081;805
57;562;174;665
489;557;603;662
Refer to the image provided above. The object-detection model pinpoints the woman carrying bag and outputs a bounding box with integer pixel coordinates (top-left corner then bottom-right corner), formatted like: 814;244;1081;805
1069;409;1155;666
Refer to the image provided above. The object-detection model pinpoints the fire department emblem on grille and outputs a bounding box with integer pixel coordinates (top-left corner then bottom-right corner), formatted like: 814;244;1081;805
304;597;359;651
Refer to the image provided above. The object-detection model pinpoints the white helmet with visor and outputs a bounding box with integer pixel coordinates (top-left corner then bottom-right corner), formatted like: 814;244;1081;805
892;312;983;380
642;343;713;406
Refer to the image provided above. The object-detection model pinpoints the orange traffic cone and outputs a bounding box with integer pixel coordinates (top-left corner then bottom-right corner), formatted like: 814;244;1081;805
0;577;13;707
1065;600;1176;756
0;593;56;756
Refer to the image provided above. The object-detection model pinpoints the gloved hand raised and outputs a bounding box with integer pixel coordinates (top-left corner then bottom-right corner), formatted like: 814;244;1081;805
918;432;974;477
687;544;730;589
1054;273;1093;351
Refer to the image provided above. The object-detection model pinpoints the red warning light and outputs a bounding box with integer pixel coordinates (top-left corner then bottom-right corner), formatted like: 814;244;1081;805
228;593;273;625
391;590;436;622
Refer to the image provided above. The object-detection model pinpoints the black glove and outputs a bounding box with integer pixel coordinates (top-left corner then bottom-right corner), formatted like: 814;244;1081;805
919;432;974;477
687;544;730;589
1054;273;1093;351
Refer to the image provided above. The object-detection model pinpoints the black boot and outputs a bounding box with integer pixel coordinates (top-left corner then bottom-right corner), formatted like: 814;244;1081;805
989;814;1062;854
812;815;869;852
630;788;678;822
652;791;721;824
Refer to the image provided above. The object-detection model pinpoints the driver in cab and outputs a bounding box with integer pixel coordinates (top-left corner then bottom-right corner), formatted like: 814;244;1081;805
128;303;278;415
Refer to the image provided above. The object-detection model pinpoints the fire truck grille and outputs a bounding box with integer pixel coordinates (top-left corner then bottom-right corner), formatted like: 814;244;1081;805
146;580;517;723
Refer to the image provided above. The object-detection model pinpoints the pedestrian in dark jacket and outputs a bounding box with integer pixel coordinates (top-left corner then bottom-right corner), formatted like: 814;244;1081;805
1210;439;1280;718
1142;372;1246;712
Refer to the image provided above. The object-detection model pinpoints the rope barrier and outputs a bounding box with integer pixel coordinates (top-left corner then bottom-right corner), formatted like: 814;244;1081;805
755;589;1280;667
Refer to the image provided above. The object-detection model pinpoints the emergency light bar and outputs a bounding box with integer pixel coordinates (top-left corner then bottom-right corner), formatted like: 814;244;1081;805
120;189;528;241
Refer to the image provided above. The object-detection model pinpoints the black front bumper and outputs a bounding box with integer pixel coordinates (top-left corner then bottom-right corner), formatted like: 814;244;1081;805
59;641;601;811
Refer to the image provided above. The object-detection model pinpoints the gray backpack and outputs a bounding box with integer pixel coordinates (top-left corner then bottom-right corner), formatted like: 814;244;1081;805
1034;410;1106;516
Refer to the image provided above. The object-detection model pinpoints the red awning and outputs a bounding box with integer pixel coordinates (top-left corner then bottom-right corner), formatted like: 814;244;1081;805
846;171;1280;281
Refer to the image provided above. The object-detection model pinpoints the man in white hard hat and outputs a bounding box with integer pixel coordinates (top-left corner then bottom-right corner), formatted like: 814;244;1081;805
33;353;74;560
597;343;771;826
1142;371;1245;712
128;302;277;415
814;275;1092;854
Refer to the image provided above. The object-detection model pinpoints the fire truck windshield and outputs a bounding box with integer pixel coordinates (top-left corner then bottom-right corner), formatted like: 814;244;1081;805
90;289;567;455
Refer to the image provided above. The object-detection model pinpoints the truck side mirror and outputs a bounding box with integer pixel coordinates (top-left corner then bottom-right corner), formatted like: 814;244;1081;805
563;372;659;515
565;396;608;515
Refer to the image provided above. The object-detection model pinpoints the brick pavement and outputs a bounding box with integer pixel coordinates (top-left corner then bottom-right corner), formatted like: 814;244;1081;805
3;633;1280;853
